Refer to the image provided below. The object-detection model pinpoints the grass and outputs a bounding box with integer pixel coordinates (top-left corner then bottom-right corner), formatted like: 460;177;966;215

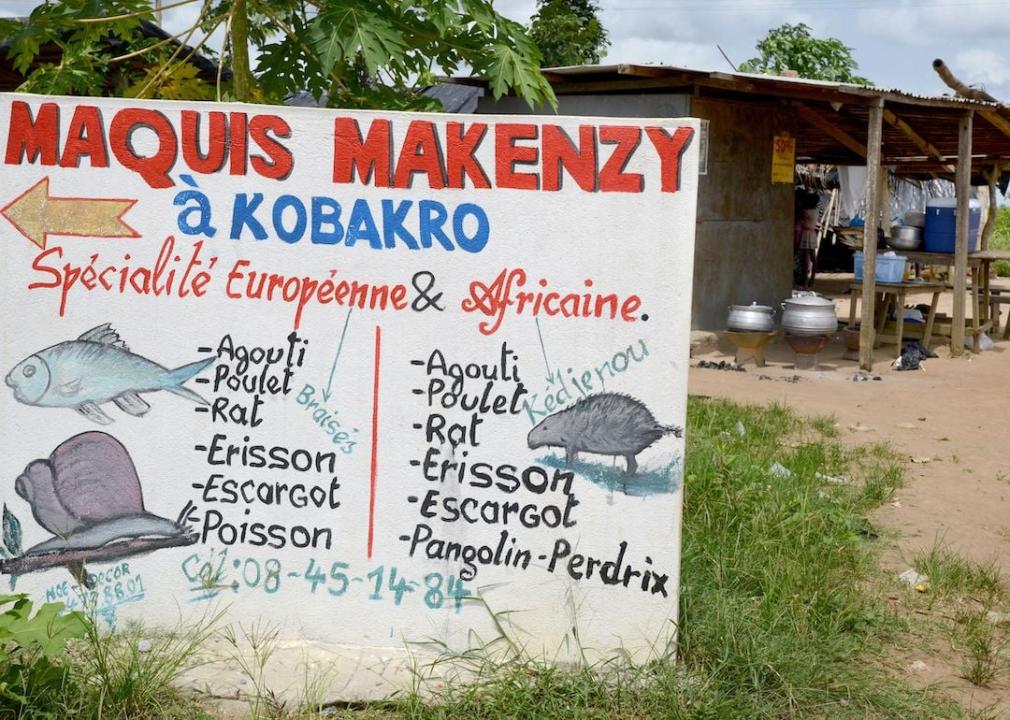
991;206;1010;276
810;413;839;438
956;609;1004;687
0;605;221;720
913;542;1004;602
68;608;221;720
1;398;975;719
906;541;1009;690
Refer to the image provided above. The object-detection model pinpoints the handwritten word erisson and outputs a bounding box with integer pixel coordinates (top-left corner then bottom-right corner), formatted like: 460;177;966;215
3;101;695;194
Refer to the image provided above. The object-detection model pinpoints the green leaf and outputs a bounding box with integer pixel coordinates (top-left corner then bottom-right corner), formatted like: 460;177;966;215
5;0;556;110
529;0;609;67
740;22;871;85
0;594;87;660
310;3;407;77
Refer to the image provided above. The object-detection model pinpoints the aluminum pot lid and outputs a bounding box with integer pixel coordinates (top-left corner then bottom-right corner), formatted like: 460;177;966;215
731;302;773;312
784;295;835;307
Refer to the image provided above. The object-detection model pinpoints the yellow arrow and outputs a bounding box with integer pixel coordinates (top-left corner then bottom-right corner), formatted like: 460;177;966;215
1;177;140;249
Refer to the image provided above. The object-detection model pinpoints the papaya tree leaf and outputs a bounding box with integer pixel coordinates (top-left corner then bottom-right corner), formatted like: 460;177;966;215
4;0;555;111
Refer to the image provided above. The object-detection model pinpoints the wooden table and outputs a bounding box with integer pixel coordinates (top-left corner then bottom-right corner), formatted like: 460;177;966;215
848;280;946;356
969;250;1010;328
901;250;983;269
898;250;1010;349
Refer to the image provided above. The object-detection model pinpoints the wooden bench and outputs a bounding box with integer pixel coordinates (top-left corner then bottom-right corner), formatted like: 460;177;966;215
848;280;946;356
988;283;1010;340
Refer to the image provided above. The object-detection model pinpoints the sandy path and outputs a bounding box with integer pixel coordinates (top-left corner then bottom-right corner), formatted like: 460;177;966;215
690;343;1008;570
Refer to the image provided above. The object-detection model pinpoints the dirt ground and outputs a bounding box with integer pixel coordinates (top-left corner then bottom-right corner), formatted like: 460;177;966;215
691;273;1010;713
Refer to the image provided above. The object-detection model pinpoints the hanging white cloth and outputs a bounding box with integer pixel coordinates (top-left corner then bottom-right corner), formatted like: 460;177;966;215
837;166;867;220
837;166;955;223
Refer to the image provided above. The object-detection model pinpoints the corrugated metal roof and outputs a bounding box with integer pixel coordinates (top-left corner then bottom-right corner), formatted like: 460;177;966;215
285;84;482;113
449;62;1010;178
533;63;1002;110
422;83;483;113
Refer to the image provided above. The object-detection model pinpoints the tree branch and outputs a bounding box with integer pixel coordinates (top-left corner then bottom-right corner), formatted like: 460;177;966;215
106;16;205;63
134;7;223;99
231;0;252;101
76;0;199;23
0;534;198;576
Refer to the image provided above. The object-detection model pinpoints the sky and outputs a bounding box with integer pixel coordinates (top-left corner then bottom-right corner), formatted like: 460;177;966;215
2;0;1010;101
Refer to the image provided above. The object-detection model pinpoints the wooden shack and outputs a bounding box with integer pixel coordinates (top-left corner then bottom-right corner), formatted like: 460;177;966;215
467;64;1010;367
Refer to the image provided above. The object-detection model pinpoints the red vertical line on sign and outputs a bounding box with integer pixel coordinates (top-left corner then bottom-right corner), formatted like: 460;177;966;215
367;325;382;559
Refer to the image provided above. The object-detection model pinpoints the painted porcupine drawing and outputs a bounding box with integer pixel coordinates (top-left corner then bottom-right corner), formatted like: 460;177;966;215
526;393;683;475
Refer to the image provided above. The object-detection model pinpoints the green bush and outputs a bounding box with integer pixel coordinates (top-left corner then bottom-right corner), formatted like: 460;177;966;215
0;594;87;719
992;207;1010;277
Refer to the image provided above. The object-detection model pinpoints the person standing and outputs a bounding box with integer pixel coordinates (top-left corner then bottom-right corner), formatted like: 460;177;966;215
796;192;820;290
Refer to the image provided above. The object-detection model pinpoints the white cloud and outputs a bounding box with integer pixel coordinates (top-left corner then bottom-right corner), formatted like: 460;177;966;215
953;49;1010;94
605;37;722;69
857;1;1010;42
1;0;36;17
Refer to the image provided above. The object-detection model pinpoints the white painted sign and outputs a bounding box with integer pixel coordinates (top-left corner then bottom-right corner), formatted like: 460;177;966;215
0;94;698;695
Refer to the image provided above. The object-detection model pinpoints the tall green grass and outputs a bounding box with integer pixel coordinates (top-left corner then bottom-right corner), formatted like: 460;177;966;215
991;206;1010;276
0;606;220;720
353;398;961;720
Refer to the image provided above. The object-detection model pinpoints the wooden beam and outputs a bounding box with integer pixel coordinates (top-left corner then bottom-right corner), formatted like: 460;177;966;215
979;109;1010;140
859;99;885;371
795;103;868;158
952;111;974;355
617;64;677;79
549;77;694;94
880;165;891;238
981;180;997;251
887;158;1010;177
882;108;954;173
980;164;1001;251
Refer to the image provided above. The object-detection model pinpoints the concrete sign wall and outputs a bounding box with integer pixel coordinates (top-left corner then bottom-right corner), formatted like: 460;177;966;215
0;94;698;694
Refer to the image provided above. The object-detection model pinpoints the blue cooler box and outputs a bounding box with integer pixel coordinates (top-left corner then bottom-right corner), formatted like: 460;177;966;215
854;252;906;283
924;198;981;253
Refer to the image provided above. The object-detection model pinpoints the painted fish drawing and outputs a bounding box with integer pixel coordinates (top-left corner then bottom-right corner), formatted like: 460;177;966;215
5;323;213;425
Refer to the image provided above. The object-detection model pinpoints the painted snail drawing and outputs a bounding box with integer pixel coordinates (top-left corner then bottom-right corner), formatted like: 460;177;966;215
15;432;186;555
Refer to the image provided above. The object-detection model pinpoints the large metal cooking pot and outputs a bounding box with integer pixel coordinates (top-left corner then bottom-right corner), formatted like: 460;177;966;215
727;302;775;332
886;225;922;251
781;295;838;335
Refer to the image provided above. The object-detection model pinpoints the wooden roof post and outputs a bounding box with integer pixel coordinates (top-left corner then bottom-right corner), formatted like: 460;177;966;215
859;98;885;371
951;110;974;356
